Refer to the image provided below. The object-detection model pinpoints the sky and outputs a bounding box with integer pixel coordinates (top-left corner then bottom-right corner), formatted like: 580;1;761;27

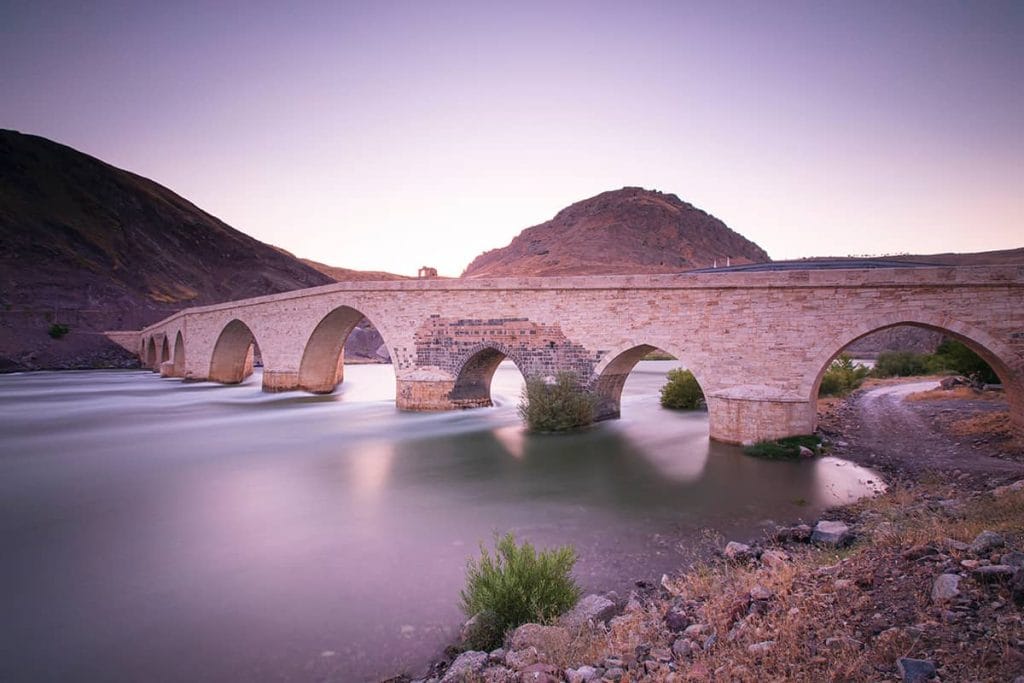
1;0;1021;276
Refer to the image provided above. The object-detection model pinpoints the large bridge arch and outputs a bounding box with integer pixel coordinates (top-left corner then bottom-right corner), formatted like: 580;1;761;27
449;342;530;409
145;337;157;370
805;313;1024;433
297;306;394;394
592;341;710;422
208;319;262;385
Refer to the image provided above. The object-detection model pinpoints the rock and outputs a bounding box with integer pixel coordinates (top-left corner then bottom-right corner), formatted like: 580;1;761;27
833;579;856;592
749;584;774;601
488;648;505;664
811;520;853;547
747;640;775;654
561;593;617;629
504;647;538;670
931;573;961;603
566;666;601;683
507;624;570;658
972;564;1016;583
941;538;970;552
565;665;601;683
683;623;708;638
723;541;756;561
1011;568;1024;606
664;608;689;632
991;479;1024;497
896;657;936;682
519;662;560;683
441;650;489;683
761;548;789;569
970;530;1006;555
481;666;516;683
940;375;969;390
672;637;694;659
798;445;815;458
824;635;861;649
1001;551;1024;568
601;667;624;682
460;610;500;650
902;544;939;561
775;524;813;542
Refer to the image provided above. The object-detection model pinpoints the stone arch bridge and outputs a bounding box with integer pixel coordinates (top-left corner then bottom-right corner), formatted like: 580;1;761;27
110;265;1024;445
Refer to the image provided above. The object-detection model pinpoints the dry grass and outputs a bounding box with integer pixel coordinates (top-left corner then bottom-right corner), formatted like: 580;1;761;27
905;386;984;401
499;486;1024;681
946;410;1014;438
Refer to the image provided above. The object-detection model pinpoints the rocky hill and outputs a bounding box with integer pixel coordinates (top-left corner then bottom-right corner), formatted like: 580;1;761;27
0;130;339;370
462;187;769;277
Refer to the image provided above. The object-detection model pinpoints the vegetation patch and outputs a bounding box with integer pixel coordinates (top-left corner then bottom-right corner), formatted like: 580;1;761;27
743;434;822;460
459;533;581;651
47;323;70;339
660;368;705;409
873;340;998;384
818;354;870;397
518;371;595;433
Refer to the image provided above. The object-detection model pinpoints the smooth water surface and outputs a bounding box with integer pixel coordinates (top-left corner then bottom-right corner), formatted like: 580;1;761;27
0;362;881;681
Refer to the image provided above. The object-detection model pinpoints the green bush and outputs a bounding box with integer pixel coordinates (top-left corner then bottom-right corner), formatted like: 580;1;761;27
518;372;595;432
47;323;70;339
459;533;581;650
872;350;930;378
818;354;870;397
930;340;999;384
660;368;705;409
743;434;823;460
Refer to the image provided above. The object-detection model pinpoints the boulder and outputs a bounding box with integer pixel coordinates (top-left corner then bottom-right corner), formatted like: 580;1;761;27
723;541;756;561
970;530;1005;555
972;564;1016;583
798;445;815;458
664;608;689;632
761;549;790;569
896;657;936;682
442;651;488;683
774;524;813;543
811;520;853;547
1000;551;1024;568
561;593;617;629
930;573;961;603
519;662;560;683
565;665;601;683
504;647;538;670
481;666;516;683
672;637;695;659
747;640;775;654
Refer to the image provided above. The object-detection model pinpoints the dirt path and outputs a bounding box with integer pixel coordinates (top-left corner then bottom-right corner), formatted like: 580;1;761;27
819;379;1024;486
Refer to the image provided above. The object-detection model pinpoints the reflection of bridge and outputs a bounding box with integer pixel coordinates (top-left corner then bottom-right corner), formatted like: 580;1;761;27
110;265;1024;444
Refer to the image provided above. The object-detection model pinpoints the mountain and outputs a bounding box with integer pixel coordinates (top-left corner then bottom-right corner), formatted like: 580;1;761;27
462;187;769;277
0;129;338;370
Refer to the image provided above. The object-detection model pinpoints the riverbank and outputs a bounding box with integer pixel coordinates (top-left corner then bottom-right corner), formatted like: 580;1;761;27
412;380;1024;682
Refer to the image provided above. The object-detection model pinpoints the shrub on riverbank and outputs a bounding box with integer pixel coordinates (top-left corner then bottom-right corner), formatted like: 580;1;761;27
518;372;595;432
459;533;581;650
819;354;870;397
743;434;822;460
660;368;705;409
872;341;997;383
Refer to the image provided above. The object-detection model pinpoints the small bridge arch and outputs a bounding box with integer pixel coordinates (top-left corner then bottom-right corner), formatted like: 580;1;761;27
298;305;394;394
449;342;529;409
592;341;709;421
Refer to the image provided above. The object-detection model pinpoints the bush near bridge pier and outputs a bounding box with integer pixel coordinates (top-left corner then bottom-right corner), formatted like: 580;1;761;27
872;340;998;384
660;368;705;409
818;354;871;397
518;371;596;432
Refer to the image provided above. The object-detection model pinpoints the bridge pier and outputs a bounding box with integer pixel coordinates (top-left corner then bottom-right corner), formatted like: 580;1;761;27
706;394;816;445
263;370;301;392
396;372;458;410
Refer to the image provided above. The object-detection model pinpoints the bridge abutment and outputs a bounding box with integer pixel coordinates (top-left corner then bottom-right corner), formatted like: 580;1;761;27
396;372;459;411
706;395;816;445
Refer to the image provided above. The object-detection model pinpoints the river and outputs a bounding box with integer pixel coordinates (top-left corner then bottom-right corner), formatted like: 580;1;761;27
0;361;881;681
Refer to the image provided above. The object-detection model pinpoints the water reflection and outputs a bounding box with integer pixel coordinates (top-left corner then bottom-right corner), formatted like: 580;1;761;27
0;362;881;682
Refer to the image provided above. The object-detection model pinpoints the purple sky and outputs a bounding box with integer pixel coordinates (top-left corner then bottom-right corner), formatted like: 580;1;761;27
2;1;1021;276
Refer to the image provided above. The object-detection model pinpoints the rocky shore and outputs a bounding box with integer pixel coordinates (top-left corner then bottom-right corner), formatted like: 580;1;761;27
401;381;1024;682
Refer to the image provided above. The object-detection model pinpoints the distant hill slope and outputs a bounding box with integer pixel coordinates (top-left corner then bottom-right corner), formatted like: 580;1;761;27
0;129;336;370
462;187;769;277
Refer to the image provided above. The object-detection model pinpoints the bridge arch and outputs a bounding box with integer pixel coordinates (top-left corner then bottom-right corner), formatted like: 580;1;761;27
145;337;157;370
449;342;529;408
160;336;170;364
298;306;394;393
805;314;1023;432
592;341;709;421
209;319;262;384
172;330;185;376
